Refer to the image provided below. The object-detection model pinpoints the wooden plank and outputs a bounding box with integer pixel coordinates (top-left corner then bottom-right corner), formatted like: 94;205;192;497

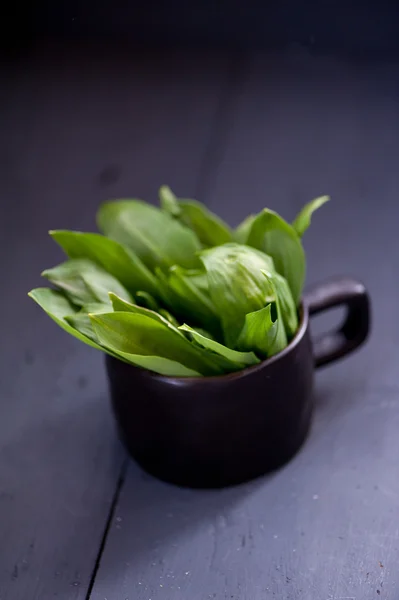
90;49;399;599
0;42;230;599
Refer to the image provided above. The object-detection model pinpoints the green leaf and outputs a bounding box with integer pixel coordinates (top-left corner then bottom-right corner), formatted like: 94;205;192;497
183;270;209;294
96;199;202;271
49;230;158;297
65;302;110;342
109;292;185;337
158;309;181;329
292;195;330;237
188;327;215;341
158;184;180;216
153;267;178;309
237;272;287;358
90;312;226;376
120;354;203;376
273;272;298;339
261;271;288;356
199;243;276;347
64;313;98;342
159;185;232;247
79;302;111;315
42;258;132;306
246;209;305;305
28;288;108;352
29;288;190;371
161;267;209;296
237;307;286;359
108;350;202;377
154;267;221;337
167;266;220;333
236;304;275;357
135;291;160;312
233;214;256;244
179;324;260;368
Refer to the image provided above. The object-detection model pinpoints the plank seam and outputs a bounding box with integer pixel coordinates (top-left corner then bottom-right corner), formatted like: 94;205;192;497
85;457;129;599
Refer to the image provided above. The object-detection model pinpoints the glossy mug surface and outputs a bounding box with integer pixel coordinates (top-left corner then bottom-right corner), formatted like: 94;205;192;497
106;277;370;488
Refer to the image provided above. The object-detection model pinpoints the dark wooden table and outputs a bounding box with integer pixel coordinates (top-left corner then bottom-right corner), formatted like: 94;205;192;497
1;41;399;600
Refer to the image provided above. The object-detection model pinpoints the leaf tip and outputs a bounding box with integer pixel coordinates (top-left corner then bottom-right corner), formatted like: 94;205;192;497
315;194;330;207
48;229;65;237
159;185;181;216
48;229;69;238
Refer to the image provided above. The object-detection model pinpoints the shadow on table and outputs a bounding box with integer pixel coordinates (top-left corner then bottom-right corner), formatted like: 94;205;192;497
92;378;366;589
94;456;275;585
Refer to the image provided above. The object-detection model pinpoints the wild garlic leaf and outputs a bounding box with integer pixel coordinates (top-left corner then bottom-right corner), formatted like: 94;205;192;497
49;230;158;297
273;272;298;339
79;302;111;315
159;185;180;216
236;304;275;357
154;267;179;309
109;292;185;337
158;309;181;329
161;267;209;295
159;185;232;247
96;199;202;271
188;327;215;341
108;349;203;377
179;324;260;368
42;258;132;307
28;288;108;352
199;243;276;347
64;314;99;342
65;302;110;342
90;312;225;376
261;271;288;356
118;354;203;376
41;261;93;306
184;270;209;294
155;267;221;337
292;195;330;238
135;291;160;312
233;214;256;244
237;272;287;358
84;269;132;305
167;266;220;332
32;187;326;372
246;208;305;305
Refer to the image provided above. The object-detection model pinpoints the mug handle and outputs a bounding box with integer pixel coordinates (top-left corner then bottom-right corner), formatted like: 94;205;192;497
303;277;370;368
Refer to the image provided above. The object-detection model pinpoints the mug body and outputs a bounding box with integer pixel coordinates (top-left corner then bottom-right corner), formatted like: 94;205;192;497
105;307;314;488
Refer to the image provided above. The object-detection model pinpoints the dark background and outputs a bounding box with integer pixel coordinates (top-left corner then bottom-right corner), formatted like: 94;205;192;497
6;0;399;56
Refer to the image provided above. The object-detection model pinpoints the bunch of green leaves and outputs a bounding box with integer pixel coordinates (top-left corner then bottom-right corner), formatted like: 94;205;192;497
29;187;329;377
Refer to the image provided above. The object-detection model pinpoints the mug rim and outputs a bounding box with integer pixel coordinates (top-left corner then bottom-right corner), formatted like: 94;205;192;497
109;301;309;384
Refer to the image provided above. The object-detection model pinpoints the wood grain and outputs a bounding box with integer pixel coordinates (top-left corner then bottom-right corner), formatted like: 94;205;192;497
90;50;399;600
0;43;231;599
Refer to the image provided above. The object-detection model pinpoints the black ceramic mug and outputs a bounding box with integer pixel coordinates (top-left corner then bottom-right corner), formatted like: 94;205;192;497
106;276;370;488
